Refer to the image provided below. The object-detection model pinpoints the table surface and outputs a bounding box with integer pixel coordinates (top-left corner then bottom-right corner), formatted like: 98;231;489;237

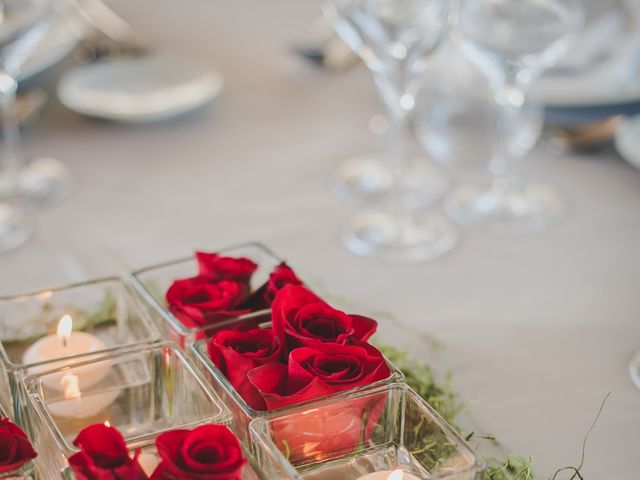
2;1;640;477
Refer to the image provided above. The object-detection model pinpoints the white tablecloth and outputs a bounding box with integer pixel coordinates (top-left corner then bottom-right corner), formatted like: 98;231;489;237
2;1;639;477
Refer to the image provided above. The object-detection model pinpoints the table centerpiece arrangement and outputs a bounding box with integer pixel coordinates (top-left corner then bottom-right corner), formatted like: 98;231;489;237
1;242;488;479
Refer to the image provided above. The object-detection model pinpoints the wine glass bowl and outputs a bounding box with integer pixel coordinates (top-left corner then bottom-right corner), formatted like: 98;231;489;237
326;0;451;205
0;0;72;208
443;0;583;234
458;0;579;75
0;0;52;254
327;0;456;262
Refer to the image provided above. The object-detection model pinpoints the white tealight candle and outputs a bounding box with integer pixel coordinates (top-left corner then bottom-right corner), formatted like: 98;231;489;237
137;452;160;477
22;315;110;390
356;470;421;480
46;372;121;419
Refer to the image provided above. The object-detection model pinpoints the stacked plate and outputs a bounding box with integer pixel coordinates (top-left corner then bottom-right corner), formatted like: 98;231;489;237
539;0;640;125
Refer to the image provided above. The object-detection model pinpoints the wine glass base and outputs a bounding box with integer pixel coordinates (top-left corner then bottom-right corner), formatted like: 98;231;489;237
444;182;566;234
20;157;72;204
342;208;457;262
331;155;448;206
0;203;33;254
630;350;640;389
331;155;393;200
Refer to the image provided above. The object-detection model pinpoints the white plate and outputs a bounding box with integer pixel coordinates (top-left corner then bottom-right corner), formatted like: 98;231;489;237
614;115;640;170
538;0;640;109
57;55;223;122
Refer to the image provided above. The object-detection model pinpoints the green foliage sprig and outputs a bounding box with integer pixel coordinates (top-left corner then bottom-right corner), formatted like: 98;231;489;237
376;343;609;480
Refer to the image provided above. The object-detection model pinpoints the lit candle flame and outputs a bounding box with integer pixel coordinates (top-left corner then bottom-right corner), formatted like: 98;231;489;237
388;471;404;480
57;315;72;348
60;373;81;400
104;420;111;427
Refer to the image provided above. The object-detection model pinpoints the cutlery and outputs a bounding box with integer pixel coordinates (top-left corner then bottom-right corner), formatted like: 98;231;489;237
293;15;358;71
545;116;623;152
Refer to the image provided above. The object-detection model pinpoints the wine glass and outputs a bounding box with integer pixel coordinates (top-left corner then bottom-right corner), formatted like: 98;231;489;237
443;0;583;234
331;127;447;204
0;0;72;207
630;350;640;389
326;0;456;262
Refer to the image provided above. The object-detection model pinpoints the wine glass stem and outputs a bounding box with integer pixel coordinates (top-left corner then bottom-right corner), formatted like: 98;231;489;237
387;106;412;214
0;71;24;188
491;80;526;196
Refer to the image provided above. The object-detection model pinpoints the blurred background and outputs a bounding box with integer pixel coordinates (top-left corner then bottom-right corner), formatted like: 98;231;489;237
0;0;638;477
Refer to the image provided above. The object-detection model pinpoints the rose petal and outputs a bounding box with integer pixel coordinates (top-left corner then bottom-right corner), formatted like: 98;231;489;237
154;426;246;479
208;328;282;410
0;419;37;473
348;315;378;343
248;362;334;410
74;424;130;469
271;285;378;352
195;252;258;282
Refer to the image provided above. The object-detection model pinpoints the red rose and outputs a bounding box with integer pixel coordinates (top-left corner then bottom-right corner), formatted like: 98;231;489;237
247;342;390;410
271;285;377;351
246;263;304;311
195;252;257;282
166;277;249;328
69;423;147;480
0;417;37;473
207;328;283;410
264;263;303;302
151;425;246;480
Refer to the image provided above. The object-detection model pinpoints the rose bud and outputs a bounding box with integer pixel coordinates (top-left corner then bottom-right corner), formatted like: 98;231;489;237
247;342;390;410
271;285;377;351
245;263;304;311
69;423;147;480
166;277;249;329
151;425;246;480
207;328;283;410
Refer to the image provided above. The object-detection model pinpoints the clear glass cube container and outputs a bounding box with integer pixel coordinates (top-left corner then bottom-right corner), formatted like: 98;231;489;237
59;447;293;480
190;317;405;444
0;405;38;480
0;278;159;424
250;383;485;480
129;242;283;347
22;343;237;478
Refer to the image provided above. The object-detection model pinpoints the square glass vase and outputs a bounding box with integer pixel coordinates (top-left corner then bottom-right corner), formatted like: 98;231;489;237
0;277;159;423
129;242;282;347
250;383;486;480
0;405;37;480
23;343;234;479
190;320;405;444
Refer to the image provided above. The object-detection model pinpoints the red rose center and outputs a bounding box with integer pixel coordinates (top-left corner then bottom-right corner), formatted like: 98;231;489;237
189;443;221;464
184;291;213;304
228;339;269;355
311;355;362;382
301;316;346;341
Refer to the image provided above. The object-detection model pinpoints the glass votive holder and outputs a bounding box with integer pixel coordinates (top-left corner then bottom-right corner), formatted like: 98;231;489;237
0;405;38;480
0;459;37;480
22;343;233;478
0;278;159;423
190;322;405;444
129;242;282;347
250;383;485;480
